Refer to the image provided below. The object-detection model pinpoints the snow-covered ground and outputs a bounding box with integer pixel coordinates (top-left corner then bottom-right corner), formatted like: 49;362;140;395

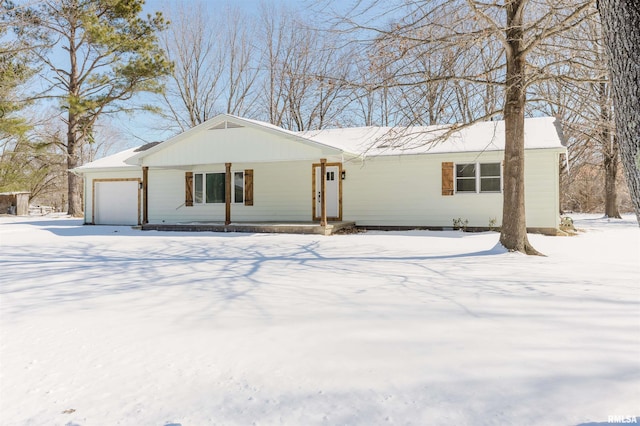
1;214;638;426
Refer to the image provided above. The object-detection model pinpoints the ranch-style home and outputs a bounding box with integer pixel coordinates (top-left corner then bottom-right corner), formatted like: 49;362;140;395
73;114;566;234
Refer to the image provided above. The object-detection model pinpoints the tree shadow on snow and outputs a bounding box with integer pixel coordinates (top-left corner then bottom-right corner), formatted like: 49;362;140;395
1;227;509;318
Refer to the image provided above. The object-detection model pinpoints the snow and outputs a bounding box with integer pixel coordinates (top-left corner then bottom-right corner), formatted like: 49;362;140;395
0;214;638;426
77;116;564;171
72;146;141;171
300;116;564;157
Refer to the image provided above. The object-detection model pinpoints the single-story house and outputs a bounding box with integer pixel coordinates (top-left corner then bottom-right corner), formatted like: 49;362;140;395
73;114;566;233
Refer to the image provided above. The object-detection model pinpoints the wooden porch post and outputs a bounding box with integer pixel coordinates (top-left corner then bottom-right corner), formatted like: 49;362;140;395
142;166;148;225
320;158;327;226
225;162;232;225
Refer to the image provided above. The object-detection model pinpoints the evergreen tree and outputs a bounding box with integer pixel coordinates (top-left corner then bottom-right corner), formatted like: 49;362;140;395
9;0;172;216
1;0;35;192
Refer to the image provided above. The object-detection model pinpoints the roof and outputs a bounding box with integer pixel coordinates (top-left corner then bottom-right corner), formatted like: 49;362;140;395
73;146;142;172
299;116;565;156
123;114;344;166
74;115;565;172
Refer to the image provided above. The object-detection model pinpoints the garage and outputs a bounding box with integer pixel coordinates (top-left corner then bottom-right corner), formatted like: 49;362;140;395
94;180;140;225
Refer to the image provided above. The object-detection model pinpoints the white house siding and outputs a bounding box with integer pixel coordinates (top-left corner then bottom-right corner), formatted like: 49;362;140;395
83;170;142;224
342;149;561;229
83;150;560;229
523;150;561;229
146;161;314;224
139;126;341;168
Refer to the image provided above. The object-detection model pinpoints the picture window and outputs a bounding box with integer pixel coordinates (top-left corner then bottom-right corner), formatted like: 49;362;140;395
193;171;245;204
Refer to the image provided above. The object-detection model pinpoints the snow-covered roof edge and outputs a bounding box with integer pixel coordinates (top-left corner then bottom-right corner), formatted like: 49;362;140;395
75;116;565;172
299;116;565;157
123;114;346;166
72;146;141;173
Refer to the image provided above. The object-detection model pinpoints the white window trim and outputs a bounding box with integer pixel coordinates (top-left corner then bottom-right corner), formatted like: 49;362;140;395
193;171;245;204
454;162;502;194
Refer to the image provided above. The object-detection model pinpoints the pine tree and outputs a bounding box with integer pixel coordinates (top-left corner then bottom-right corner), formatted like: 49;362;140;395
10;0;172;216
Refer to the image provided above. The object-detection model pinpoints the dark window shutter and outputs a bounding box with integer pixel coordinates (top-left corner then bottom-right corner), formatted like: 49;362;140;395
244;169;254;206
185;172;194;207
442;162;454;196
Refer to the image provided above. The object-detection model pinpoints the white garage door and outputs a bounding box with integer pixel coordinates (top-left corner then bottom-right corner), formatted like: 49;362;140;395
95;180;139;225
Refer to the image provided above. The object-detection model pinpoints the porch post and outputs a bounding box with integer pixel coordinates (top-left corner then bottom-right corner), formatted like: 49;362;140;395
320;158;327;226
225;162;232;225
142;166;148;225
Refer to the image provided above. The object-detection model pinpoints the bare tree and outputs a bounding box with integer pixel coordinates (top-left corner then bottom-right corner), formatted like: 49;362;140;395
160;3;259;132
260;4;294;128
159;2;226;132
0;108;66;205
349;38;398;127
336;0;595;254
530;8;624;218
380;29;503;126
224;7;260;117
351;56;386;127
597;0;640;225
259;6;355;131
598;81;621;218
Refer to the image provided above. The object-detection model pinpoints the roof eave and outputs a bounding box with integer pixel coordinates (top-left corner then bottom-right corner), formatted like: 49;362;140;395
71;165;140;174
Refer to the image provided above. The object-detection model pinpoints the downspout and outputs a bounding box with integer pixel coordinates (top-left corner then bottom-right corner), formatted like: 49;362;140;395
225;163;232;225
142;166;148;225
320;158;327;226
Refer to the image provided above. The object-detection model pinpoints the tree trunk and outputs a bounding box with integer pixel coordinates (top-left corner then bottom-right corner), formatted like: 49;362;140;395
66;128;83;217
598;0;640;225
66;22;83;218
603;136;621;218
600;81;621;218
499;0;542;255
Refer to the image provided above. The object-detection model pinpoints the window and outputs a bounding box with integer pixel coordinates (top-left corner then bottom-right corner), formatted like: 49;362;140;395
455;162;501;193
193;171;245;204
206;173;225;203
480;163;501;192
194;173;203;203
456;164;476;193
234;172;244;204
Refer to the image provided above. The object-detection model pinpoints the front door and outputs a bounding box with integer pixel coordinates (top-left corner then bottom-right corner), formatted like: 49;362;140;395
313;163;341;221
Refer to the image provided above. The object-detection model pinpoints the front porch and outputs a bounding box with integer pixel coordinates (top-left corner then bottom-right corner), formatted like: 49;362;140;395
141;221;356;236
